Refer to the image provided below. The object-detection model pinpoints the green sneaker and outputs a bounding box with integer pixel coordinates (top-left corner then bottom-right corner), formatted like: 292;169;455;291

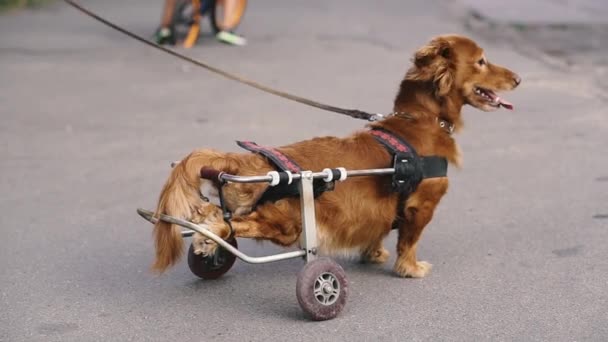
216;31;247;46
154;27;176;45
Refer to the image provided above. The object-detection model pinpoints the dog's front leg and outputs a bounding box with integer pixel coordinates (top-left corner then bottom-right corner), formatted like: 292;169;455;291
191;203;232;256
394;179;447;278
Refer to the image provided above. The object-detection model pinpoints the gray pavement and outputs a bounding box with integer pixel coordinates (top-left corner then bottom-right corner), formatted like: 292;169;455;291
1;0;607;341
455;0;608;92
458;0;608;25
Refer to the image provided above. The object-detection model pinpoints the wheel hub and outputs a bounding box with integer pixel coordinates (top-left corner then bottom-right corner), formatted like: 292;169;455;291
314;272;340;306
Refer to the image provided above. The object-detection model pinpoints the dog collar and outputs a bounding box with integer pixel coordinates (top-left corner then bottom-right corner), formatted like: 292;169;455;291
437;117;455;135
389;112;454;135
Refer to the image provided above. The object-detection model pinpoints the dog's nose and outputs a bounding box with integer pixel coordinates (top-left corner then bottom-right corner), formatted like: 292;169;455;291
513;74;522;87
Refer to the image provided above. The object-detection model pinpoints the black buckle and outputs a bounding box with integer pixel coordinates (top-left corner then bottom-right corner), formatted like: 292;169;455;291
392;152;423;194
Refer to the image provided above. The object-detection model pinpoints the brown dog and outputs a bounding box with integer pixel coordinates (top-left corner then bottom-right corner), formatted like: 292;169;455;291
152;34;520;278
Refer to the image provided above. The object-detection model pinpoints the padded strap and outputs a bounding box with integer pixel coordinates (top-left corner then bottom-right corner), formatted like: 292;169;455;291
369;128;416;155
370;128;447;179
255;179;334;206
237;141;334;207
237;141;301;173
420;156;448;178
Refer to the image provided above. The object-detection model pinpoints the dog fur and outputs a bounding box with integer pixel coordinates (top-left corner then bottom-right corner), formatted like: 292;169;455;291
151;34;520;277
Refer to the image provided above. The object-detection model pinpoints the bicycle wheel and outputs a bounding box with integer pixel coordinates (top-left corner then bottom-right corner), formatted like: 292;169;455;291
172;0;201;48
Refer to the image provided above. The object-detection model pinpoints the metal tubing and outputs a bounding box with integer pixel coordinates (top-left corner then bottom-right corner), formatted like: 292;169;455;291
181;230;194;238
220;173;274;183
218;167;395;184
136;208;306;264
137;208;158;223
298;172;318;263
344;168;394;177
136;209;194;237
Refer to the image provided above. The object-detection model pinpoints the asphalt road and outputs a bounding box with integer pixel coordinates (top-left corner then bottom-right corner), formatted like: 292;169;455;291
1;0;607;341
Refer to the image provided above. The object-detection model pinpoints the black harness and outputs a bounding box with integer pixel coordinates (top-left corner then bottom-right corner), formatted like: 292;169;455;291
369;128;448;229
369;128;447;193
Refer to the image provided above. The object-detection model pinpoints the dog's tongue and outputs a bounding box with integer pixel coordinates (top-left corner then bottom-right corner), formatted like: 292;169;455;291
487;90;514;110
497;96;514;110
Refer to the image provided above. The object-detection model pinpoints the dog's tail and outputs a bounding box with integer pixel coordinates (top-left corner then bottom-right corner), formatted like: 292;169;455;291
152;150;219;273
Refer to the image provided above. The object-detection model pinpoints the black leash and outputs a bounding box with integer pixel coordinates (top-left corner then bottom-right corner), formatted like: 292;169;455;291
63;0;383;122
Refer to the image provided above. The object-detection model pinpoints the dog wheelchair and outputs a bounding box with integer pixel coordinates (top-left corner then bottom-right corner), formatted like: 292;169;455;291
137;130;447;320
137;165;403;321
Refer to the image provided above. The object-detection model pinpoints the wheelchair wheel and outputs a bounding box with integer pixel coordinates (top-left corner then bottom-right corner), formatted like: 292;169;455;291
187;238;238;279
296;258;349;321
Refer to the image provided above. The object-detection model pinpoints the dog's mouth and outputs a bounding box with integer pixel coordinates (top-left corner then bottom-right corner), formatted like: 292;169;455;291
474;86;513;110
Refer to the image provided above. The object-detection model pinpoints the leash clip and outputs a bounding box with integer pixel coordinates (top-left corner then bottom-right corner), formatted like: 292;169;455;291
438;119;455;134
368;113;384;122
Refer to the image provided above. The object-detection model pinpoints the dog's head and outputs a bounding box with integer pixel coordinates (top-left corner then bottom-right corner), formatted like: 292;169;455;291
406;35;520;112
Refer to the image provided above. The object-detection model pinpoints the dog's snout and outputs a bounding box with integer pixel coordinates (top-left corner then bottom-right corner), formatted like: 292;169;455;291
513;74;522;87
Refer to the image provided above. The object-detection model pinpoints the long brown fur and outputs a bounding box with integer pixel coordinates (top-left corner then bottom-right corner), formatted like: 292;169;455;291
152;35;520;277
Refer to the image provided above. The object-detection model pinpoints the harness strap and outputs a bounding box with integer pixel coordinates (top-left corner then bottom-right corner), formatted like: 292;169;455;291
420;156;448;178
370;128;448;179
370;128;415;154
256;179;333;206
391;193;408;230
236;141;333;207
237;141;302;173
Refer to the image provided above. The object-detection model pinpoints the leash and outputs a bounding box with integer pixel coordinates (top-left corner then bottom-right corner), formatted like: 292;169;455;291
63;0;384;122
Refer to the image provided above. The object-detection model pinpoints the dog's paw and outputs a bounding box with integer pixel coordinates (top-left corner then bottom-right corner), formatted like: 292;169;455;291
195;202;222;220
193;239;218;257
233;206;253;216
361;247;390;264
201;240;219;257
394;260;432;278
191;233;218;257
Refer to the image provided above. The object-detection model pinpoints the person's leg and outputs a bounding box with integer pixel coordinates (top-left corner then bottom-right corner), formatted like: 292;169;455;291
161;0;178;28
154;0;177;44
221;0;238;29
215;0;247;46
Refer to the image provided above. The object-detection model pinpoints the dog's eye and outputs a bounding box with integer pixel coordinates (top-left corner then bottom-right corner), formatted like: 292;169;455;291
478;58;486;66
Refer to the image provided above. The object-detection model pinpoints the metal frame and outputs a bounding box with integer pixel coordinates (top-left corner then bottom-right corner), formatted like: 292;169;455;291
298;171;318;263
137;208;306;264
137;167;395;265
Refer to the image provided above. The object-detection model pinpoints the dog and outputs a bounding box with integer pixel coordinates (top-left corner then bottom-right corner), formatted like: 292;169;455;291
151;34;520;278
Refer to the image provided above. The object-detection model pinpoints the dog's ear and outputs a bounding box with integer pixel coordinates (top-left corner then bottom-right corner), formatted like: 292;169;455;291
407;37;454;96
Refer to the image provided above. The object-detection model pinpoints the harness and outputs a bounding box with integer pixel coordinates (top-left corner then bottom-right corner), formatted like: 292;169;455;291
369;128;447;193
236;141;335;206
369;128;448;229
